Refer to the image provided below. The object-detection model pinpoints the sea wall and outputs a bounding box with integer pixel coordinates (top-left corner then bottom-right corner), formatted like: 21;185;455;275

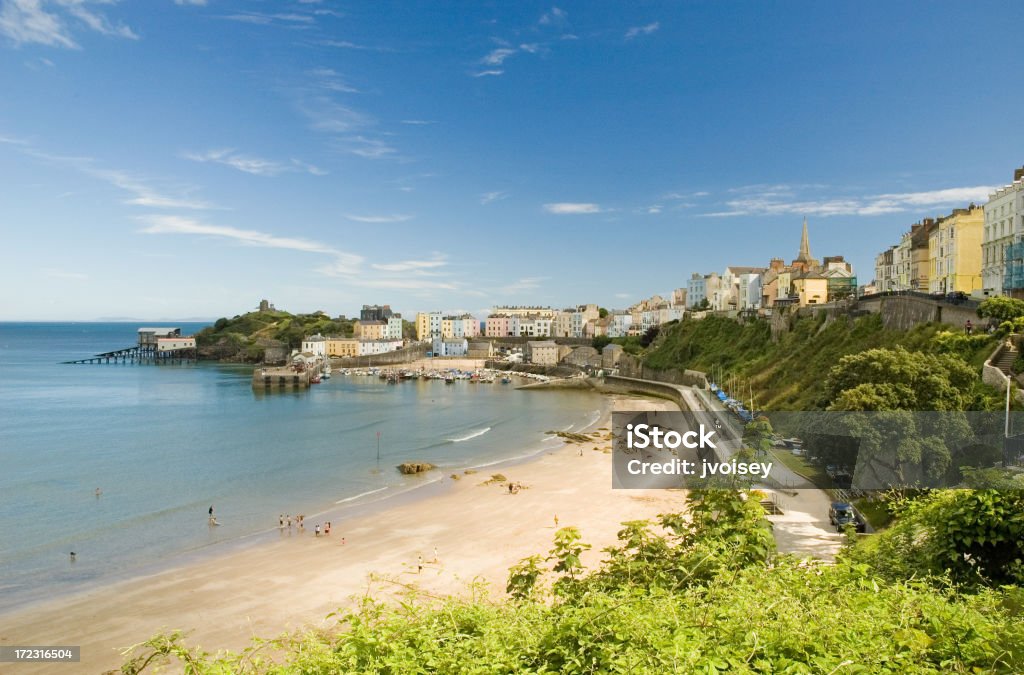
616;354;708;388
332;343;430;367
600;374;692;411
485;360;579;378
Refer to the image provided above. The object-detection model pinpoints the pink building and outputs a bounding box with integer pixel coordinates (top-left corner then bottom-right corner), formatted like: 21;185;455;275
485;315;510;338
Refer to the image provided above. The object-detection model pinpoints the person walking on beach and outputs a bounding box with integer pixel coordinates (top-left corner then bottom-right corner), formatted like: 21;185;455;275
209;505;214;517
417;555;423;574
554;514;559;527
315;524;321;537
287;515;292;528
341;537;346;545
279;515;284;528
325;522;331;536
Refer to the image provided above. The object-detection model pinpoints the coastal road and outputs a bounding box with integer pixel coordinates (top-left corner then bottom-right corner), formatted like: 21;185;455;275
687;385;843;561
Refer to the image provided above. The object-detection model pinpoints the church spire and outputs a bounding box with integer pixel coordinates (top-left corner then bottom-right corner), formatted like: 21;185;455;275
796;217;812;263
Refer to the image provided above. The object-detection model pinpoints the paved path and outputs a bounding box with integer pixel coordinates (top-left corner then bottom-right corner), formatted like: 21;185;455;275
605;376;846;561
689;386;844;561
763;486;844;561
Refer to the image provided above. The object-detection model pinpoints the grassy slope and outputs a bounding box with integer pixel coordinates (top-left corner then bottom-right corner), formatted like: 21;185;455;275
643;313;998;411
195;310;354;357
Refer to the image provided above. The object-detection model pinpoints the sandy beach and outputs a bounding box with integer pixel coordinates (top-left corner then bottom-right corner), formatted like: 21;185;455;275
0;395;683;674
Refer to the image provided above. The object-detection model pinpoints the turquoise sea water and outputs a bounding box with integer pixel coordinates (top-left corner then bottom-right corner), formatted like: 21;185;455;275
0;323;604;612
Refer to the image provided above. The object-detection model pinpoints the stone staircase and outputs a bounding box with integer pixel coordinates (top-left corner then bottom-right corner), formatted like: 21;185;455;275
760;498;783;515
994;343;1018;376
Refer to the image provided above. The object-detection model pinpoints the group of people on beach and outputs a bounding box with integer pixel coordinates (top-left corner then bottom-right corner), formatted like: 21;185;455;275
278;514;345;544
278;514;305;529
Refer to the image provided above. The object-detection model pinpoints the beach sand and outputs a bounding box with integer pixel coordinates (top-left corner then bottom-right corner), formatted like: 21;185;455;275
0;395;682;674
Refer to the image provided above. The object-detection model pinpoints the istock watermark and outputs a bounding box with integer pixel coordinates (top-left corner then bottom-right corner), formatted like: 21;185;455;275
611;410;1024;491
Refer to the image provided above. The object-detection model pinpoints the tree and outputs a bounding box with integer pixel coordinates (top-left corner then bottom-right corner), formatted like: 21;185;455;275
697;298;711;310
824;346;976;411
639;326;660;348
742;417;775;457
977;296;1024;323
598;307;609;318
591;335;612;351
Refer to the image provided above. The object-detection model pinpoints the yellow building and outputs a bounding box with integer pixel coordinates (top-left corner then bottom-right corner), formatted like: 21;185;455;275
776;270;793;301
792;271;828;306
353;320;386;340
928;206;984;294
326;337;359;357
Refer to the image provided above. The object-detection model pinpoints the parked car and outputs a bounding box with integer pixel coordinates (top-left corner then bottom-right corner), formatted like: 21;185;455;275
828;502;866;533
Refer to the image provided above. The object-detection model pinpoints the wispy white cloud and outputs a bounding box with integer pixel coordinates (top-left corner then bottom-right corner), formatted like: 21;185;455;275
663;190;709;200
138;214;363;265
0;0;138;48
13;142;215;209
0;133;30;145
640;205;662;214
344;213;412;224
614;292;633;299
499;276;549;294
174;0;207;5
539;6;567;26
401;119;435;125
308;66;359;93
343;135;399;160
63;1;137;40
543;202;601;215
480;190;508;205
183;148;325;176
473;69;503;77
701;184;995;218
625;22;659;39
41;266;88;280
482;47;516;65
297;96;370;133
371;257;446;272
319;38;391;52
223;12;314;26
136;214;468;292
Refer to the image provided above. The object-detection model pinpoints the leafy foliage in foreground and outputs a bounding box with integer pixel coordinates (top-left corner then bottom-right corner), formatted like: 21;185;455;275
122;491;1024;674
847;489;1024;587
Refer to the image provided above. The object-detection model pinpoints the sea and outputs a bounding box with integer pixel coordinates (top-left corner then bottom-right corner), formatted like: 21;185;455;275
0;322;605;613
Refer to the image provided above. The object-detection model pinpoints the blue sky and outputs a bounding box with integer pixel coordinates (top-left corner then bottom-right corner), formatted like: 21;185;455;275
1;1;1022;321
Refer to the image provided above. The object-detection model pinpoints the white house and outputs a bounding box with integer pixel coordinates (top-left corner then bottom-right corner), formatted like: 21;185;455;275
301;334;327;357
982;168;1024;294
432;336;468;357
359;338;403;356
